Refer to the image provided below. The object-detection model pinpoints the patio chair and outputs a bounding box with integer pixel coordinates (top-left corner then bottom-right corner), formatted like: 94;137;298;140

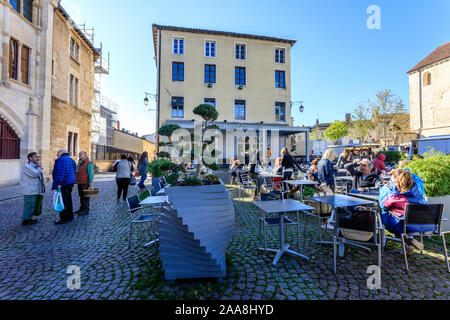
333;207;383;275
260;176;289;200
258;191;300;251
237;172;257;201
302;197;333;245
126;195;162;248
398;203;449;273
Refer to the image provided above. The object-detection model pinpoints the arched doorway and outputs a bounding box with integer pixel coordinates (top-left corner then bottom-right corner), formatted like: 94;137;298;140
0;117;20;159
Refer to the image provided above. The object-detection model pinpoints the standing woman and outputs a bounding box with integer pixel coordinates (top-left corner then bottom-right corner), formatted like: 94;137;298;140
137;152;149;189
114;155;132;202
317;149;338;192
281;148;302;194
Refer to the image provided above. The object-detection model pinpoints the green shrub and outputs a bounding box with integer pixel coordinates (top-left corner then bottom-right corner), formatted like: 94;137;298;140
204;174;220;185
406;152;450;197
183;177;204;186
165;173;180;185
147;159;179;178
157;151;171;159
376;151;403;164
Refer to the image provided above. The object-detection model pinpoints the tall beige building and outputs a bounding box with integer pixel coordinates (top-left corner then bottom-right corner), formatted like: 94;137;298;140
0;0;57;186
408;42;450;138
152;24;310;162
49;5;98;170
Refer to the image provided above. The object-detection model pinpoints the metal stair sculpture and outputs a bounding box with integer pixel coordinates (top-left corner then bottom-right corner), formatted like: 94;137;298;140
160;182;235;280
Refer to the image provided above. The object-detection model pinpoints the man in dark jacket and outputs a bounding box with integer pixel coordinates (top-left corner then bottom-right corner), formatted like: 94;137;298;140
52;149;77;224
353;159;382;192
75;151;94;215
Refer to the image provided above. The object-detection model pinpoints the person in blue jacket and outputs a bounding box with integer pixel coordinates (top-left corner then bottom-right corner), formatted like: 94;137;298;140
317;149;338;192
52;149;77;225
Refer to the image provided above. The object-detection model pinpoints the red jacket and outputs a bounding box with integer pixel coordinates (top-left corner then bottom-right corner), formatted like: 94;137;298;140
372;153;387;174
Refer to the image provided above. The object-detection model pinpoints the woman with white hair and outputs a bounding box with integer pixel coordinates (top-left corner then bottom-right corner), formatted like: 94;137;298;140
317;149;338;192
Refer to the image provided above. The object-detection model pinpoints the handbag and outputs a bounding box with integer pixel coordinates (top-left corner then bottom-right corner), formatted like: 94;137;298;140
52;187;65;212
315;183;334;216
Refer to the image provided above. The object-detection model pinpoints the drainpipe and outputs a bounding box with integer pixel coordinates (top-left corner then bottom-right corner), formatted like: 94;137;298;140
156;30;162;155
418;68;423;138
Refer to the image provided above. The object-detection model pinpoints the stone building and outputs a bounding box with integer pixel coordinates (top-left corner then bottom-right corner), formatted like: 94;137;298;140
152;24;310;163
0;0;57;186
49;5;98;169
408;42;450;137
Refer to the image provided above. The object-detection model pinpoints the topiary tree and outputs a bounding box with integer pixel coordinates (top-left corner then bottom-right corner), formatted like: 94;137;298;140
193;104;219;129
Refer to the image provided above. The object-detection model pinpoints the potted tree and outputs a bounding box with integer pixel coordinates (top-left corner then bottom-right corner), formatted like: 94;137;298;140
157;104;235;281
405;150;450;231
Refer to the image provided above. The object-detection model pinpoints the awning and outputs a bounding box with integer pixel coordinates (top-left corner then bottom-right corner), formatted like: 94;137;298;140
165;120;310;136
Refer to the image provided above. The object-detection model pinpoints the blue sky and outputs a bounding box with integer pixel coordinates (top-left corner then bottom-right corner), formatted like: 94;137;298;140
62;0;450;135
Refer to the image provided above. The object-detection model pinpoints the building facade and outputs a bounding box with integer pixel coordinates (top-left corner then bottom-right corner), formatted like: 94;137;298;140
152;24;309;163
49;5;97;170
0;0;56;186
408;42;450;138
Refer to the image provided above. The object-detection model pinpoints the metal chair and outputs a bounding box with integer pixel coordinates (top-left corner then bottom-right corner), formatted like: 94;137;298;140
303;197;334;245
237;172;257;200
399;203;449;273
126;195;161;248
333;207;384;275
258;191;301;251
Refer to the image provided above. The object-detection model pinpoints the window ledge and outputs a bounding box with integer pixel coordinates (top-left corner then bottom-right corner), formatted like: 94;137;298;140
70;56;81;65
9;78;32;89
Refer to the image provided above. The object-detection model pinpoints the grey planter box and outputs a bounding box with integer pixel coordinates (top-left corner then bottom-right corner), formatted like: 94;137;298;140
160;181;235;280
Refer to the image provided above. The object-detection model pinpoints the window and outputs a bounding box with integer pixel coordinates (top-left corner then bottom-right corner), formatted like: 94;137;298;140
172;62;184;81
235;44;246;60
275;48;285;64
171;97;184;118
0;117;20;160
73;133;78;156
70;75;74;105
23;0;32;22
235;100;246;120
424;72;431;86
69;74;79;106
70;38;79;61
74;78;79;106
275;102;286;122
68;132;73;156
204;64;216;83
21;45;30;84
275;70;286;88
173;38;184;55
205;41;216;57
9;39;19;80
204;98;216;108
10;0;20;13
235;67;246;85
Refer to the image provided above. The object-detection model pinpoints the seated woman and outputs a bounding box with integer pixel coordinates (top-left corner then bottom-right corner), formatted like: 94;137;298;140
307;158;320;181
379;169;429;254
230;159;241;180
272;157;283;176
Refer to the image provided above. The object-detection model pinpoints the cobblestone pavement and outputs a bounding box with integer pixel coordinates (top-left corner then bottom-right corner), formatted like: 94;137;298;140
0;172;449;300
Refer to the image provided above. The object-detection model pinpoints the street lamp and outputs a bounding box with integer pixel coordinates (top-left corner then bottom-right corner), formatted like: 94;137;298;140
291;100;305;113
144;92;157;111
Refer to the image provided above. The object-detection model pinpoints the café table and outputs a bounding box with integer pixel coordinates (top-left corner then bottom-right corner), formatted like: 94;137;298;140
308;194;377;256
139;196;169;206
347;191;380;202
286;180;318;202
253;199;314;266
380;175;392;185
